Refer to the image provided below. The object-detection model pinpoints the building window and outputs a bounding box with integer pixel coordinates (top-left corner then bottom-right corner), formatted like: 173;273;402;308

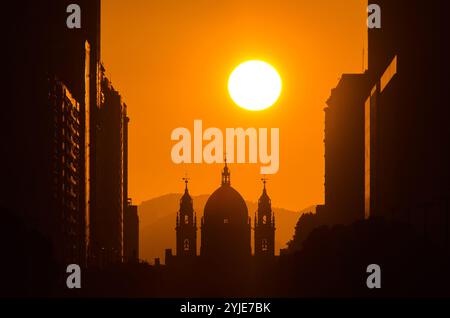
262;239;268;251
183;239;190;251
224;218;229;224
262;215;267;224
184;215;189;224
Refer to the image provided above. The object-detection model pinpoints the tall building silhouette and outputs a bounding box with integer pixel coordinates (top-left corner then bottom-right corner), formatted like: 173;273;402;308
49;79;84;264
3;0;101;268
323;73;370;225
90;67;129;265
364;0;450;250
176;178;197;257
254;178;275;257
312;1;450;253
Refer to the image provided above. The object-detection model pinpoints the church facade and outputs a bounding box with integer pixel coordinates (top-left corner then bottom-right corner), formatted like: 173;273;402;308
165;161;276;266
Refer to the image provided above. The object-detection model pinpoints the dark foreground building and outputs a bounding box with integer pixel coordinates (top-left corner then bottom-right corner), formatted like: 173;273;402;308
290;0;450;256
363;0;450;251
3;0;101;270
2;1;138;296
323;73;370;225
323;0;450;243
90;68;129;265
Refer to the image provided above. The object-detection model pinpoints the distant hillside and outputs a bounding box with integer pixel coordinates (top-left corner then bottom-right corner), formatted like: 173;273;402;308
138;193;304;263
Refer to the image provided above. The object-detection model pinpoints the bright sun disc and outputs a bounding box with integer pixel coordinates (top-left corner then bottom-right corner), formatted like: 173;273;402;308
228;60;282;111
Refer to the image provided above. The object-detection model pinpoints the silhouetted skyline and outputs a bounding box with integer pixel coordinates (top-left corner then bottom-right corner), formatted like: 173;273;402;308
2;0;450;298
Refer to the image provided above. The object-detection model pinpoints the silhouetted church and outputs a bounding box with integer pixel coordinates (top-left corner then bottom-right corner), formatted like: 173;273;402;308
166;161;276;265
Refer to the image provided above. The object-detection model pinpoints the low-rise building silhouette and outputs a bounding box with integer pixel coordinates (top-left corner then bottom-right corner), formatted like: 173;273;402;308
124;199;139;262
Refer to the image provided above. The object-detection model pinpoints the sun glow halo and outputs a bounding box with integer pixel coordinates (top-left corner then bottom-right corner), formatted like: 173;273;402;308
228;60;282;111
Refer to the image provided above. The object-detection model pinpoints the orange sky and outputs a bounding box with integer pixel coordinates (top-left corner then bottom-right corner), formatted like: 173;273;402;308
101;0;367;211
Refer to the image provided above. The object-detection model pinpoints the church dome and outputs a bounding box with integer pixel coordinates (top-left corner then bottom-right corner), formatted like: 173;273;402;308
204;184;248;223
200;160;251;260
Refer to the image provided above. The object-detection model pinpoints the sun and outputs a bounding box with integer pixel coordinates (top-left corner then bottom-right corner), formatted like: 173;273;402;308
228;60;282;111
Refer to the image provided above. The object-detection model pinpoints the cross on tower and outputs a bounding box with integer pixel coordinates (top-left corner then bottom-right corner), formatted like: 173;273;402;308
261;176;268;189
182;174;190;190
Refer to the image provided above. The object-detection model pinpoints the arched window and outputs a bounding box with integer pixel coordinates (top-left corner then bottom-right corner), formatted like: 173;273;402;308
184;215;189;224
262;215;267;224
262;239;268;251
183;239;190;251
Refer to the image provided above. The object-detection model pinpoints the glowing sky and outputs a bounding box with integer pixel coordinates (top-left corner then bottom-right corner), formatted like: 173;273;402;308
101;0;367;211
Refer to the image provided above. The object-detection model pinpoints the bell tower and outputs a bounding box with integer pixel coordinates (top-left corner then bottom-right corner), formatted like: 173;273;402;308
176;176;197;257
254;177;275;256
221;155;231;186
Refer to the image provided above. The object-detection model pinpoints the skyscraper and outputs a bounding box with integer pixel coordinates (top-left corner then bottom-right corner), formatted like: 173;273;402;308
49;78;84;265
365;0;450;250
324;73;369;225
3;0;101;269
90;67;128;265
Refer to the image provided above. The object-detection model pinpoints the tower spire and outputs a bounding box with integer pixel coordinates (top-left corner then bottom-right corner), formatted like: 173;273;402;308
182;173;190;193
261;176;268;194
176;174;196;257
255;176;274;256
221;153;231;186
